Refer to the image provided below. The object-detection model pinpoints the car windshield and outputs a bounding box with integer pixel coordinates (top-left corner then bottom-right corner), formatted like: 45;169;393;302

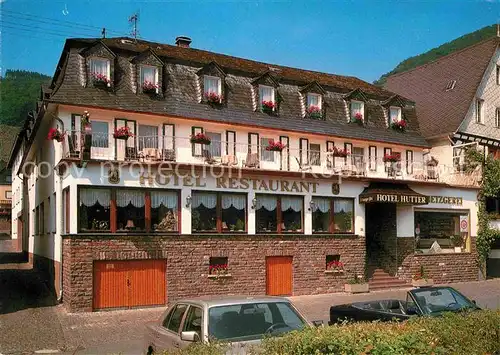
412;288;476;315
208;302;306;342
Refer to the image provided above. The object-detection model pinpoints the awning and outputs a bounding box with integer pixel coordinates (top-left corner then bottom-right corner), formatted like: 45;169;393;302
359;183;428;205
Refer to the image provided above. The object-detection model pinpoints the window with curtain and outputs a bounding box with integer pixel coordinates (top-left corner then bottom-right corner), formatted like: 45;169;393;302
191;192;217;232
389;107;401;123
141;65;158;86
312;197;331;233
307;93;321;109
89;58;110;78
151;191;178;232
260;138;274;162
333;199;354;233
475;99;484;124
116;189;145;231
79;188;111;231
350;101;364;119
256;195;303;233
206;132;222;157
256;195;278;232
91;121;109;148
138;125;158;150
259;85;275;104
221;194;246;232
309;143;321;166
204;76;221;95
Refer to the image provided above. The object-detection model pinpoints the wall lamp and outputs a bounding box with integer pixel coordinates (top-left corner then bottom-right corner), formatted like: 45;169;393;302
186;195;192;208
251;198;257;209
308;200;316;211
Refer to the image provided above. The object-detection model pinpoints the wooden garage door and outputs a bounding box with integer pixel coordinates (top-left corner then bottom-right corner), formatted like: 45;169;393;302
266;256;293;296
93;260;166;310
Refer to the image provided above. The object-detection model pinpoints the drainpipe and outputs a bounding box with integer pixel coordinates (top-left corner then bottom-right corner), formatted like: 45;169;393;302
57;173;64;303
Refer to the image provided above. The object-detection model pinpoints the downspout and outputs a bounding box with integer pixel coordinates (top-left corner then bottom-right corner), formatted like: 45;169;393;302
57;172;64;303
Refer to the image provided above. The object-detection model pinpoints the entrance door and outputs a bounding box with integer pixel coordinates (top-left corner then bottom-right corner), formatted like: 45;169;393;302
266;256;293;296
93;259;166;310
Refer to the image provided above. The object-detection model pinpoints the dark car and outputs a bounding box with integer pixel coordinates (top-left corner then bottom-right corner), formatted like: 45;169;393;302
329;286;480;324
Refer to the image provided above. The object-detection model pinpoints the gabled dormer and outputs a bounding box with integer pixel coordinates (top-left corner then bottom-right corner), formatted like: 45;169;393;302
80;41;115;89
382;95;407;129
343;88;369;124
197;61;226;105
131;48;164;96
301;81;326;120
252;72;280;115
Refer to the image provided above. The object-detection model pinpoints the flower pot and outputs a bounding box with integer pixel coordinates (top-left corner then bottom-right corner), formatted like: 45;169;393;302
345;283;369;293
114;135;130;140
412;279;434;287
325;269;344;274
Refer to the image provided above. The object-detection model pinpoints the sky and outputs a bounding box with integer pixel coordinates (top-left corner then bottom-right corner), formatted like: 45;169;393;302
0;0;499;83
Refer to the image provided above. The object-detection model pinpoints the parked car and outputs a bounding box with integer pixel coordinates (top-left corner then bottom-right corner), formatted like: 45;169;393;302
144;296;311;354
329;286;480;324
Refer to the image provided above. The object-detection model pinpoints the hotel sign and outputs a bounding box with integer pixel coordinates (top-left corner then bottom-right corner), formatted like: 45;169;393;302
359;194;463;205
427;196;463;205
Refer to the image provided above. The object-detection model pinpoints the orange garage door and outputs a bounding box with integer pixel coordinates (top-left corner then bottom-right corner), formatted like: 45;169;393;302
93;259;166;310
266;256;293;296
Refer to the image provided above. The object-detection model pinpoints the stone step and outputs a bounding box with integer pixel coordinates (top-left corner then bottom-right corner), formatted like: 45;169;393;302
370;283;410;291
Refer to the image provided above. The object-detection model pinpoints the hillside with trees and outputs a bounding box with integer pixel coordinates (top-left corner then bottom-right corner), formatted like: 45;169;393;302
0;70;51;126
376;24;497;86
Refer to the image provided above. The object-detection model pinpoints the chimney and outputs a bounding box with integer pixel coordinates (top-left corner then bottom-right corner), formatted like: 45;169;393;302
175;36;192;48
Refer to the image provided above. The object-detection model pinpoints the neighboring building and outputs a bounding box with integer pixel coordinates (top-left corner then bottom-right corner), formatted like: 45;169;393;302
386;35;500;277
0;125;19;241
9;36;481;312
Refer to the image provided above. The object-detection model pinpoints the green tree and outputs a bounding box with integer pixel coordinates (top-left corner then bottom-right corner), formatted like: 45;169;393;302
0;69;51;126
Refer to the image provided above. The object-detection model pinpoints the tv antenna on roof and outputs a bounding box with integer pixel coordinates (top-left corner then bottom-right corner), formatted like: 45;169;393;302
129;11;140;41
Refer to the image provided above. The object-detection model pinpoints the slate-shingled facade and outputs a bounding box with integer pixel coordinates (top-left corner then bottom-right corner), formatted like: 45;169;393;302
9;36;482;313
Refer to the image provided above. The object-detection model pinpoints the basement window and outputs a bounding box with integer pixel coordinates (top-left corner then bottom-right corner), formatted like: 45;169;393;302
209;257;229;276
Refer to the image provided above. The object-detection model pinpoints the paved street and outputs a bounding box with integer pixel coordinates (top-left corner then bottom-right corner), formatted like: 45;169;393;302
0;258;499;355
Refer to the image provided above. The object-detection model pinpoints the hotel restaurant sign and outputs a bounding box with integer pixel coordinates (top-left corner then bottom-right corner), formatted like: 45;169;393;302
359;194;463;205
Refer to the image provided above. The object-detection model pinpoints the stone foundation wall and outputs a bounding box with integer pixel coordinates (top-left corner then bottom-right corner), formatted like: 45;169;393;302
398;237;478;283
62;234;366;312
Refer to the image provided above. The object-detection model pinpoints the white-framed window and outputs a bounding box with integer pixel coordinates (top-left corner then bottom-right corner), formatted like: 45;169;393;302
476;99;484;124
204;76;222;96
259;85;275;105
91;121;109;148
5;191;12;199
389;106;402;123
89;57;110;80
496;108;500;128
206;132;222;157
140;65;159;92
138;124;159;150
260;137;275;162
350;100;364;120
307;93;322;110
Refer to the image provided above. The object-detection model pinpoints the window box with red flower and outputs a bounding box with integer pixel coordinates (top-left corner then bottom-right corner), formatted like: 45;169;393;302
328;146;349;158
208;263;231;279
383;153;401;163
391;120;407;132
47;128;65;142
325;260;345;274
113;126;134;140
205;92;223;106
351;112;363;125
142;81;159;95
190;133;211;145
307;105;322;119
92;73;111;89
265;139;286;152
261;100;276;115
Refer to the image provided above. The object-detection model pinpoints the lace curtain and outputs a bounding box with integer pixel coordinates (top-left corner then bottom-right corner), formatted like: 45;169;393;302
334;199;353;213
281;196;303;212
256;195;277;211
151;191;177;209
204;76;219;94
79;188;111;208
192;192;217;209
312;197;330;213
221;194;246;210
116;190;145;208
90;58;108;76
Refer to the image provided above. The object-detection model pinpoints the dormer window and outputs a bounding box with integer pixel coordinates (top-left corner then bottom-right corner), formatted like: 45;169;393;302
259;85;275;111
307;93;322;110
389;106;402;123
140;65;159;94
204;75;222;103
89;58;111;87
350;100;364;122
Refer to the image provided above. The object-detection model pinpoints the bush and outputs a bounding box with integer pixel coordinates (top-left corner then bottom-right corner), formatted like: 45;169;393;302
162;310;500;355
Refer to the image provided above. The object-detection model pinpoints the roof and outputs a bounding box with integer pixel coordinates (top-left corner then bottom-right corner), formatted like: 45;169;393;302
0;124;20;165
385;37;499;139
45;37;429;148
174;295;291;308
